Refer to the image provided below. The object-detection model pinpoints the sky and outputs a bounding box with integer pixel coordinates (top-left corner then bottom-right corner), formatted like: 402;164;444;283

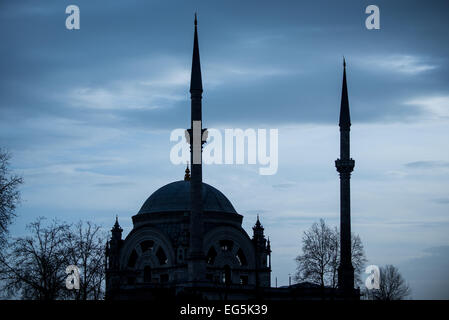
1;0;449;299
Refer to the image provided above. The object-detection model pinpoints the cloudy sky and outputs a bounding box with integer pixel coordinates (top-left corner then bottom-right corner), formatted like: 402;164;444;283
1;0;448;299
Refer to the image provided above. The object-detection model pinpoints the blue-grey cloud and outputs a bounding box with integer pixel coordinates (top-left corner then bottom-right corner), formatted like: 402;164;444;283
433;198;449;204
1;0;449;136
405;161;449;169
399;246;449;299
272;183;297;189
2;0;449;299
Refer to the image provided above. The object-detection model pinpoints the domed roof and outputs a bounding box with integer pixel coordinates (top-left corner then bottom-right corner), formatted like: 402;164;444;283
138;180;237;215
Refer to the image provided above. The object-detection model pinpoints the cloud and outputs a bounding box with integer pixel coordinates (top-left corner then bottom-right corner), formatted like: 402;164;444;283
94;182;136;188
404;161;449;169
433;198;449;204
212;65;293;78
62;57;191;111
398;246;449;299
238;34;286;47
67;83;183;111
404;95;449;119
357;55;437;75
244;209;270;215
139;69;190;87
203;63;297;88
272;183;297;189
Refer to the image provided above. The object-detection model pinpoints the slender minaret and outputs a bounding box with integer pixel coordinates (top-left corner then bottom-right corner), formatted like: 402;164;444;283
335;58;355;295
186;13;206;282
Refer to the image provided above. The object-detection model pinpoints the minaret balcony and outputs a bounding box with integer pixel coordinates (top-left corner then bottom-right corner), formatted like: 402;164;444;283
335;159;355;173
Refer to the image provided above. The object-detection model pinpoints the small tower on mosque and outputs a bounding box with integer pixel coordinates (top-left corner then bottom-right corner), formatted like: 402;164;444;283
109;216;123;268
252;215;271;287
105;216;123;298
184;163;191;181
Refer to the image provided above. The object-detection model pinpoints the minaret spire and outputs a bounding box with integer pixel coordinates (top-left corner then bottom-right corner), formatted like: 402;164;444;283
339;57;351;131
186;13;206;283
190;12;203;93
335;58;355;297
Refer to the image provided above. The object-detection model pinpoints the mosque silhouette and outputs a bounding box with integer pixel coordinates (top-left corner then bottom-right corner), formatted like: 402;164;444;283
105;15;359;300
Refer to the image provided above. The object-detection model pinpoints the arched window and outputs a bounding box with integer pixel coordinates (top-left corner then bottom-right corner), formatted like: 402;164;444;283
220;240;233;251
144;266;151;283
140;240;154;252
156;247;168;265
128;249;138;268
206;247;217;265
236;248;247;266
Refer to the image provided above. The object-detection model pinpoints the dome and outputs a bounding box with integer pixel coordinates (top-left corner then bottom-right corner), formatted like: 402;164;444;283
138;180;237;215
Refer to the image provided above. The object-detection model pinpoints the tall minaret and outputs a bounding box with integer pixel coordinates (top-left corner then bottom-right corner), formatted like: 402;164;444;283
186;13;206;282
335;58;355;295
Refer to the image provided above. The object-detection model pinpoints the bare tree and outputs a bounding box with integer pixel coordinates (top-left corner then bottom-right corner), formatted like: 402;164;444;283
0;149;23;248
0;218;72;300
67;221;106;300
329;228;367;288
0;218;107;300
350;233;366;287
366;265;411;300
295;219;367;288
294;219;336;287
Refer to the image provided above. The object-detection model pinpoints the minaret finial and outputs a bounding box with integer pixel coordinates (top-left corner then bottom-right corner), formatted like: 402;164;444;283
194;12;197;26
343;56;346;68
